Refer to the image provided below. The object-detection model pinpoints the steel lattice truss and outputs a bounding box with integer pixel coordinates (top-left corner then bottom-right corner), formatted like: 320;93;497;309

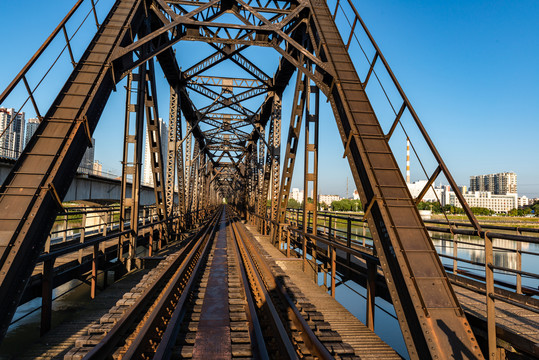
0;0;486;358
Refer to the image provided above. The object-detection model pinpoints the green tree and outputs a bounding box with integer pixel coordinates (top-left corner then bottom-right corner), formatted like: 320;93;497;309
471;207;494;216
288;198;301;209
530;201;539;216
417;201;442;213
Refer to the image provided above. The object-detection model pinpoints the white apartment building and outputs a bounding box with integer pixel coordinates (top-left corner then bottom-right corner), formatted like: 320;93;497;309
93;160;103;176
318;194;341;206
518;196;529;208
407;180;443;202
143;118;168;186
290;188;304;203
353;189;360;200
0;108;25;159
442;187;518;213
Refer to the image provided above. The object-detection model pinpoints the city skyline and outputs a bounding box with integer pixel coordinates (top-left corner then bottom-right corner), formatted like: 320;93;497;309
1;103;536;201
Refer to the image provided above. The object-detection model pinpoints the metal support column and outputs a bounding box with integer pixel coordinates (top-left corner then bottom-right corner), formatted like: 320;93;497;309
144;58;167;221
276;72;308;225
302;81;319;282
270;94;281;241
119;69;145;271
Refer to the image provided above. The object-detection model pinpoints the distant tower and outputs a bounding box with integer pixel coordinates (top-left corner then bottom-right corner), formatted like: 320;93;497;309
143;118;168;186
406;137;410;184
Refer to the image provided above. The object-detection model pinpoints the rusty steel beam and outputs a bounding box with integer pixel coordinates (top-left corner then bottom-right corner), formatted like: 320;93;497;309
304;0;483;358
119;70;145;271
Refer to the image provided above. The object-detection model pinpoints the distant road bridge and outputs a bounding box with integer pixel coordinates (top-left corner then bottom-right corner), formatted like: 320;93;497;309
0;158;172;204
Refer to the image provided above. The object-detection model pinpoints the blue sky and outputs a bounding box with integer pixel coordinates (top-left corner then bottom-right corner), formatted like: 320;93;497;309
1;0;538;197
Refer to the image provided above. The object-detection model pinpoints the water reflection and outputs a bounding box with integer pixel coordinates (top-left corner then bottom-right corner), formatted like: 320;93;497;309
315;214;538;292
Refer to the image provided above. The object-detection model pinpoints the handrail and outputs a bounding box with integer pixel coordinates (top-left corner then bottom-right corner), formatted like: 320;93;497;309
0;0;85;105
279;209;539;294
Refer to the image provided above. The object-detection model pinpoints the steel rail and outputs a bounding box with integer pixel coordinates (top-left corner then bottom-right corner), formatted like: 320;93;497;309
233;216;334;360
231;216;298;359
228;215;270;360
153;206;268;359
82;209;221;359
121;207;222;359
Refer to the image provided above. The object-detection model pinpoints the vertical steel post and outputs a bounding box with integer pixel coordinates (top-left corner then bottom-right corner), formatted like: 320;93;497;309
91;243;98;299
270;94;282;243
366;260;377;331
63;213;68;242
276;72;307;226
78;212;86;263
331;245;336;298
286;227;291;258
40;258;54;336
119;68;145;271
257;126;265;231
165;87;179;217
149;229;153;257
362;221;366;246
485;233;496;360
346;218;352;268
144;58;168;221
453;232;458;273
516;229;522;294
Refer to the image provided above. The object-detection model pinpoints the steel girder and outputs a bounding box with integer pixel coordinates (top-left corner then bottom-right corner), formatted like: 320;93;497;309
166;87;180;216
277;71;307;224
143;58;168;220
300;1;482;358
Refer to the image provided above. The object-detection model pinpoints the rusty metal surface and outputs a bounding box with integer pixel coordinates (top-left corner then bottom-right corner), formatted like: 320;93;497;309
192;210;232;359
84;208;221;359
233;215;333;360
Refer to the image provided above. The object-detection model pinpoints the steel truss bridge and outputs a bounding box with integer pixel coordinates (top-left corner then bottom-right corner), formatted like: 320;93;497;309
0;0;535;359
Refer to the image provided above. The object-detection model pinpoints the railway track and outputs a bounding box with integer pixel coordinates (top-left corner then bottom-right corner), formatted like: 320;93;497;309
66;205;359;359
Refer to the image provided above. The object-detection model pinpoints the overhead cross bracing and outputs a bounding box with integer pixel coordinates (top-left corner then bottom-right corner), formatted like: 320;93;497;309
0;0;490;358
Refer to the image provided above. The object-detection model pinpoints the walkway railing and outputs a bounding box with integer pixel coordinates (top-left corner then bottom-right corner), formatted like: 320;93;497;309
11;204;212;336
247;208;539;357
0;0;109;118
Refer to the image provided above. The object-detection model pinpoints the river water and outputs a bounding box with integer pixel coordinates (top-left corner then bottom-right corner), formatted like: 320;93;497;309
313;220;539;359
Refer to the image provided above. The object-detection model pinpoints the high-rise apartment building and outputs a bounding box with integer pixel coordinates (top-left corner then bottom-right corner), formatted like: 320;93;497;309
0;108;25;159
469;172;517;195
78;138;95;174
143;118;168;186
25;118;40;146
93;160;103;176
